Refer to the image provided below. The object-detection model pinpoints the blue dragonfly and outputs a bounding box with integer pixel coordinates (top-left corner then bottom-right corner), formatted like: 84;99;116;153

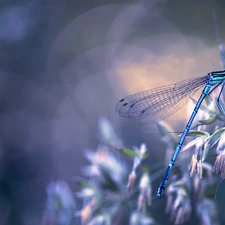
116;70;225;197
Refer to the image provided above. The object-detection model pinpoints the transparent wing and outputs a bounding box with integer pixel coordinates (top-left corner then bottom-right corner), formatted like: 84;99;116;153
116;76;206;124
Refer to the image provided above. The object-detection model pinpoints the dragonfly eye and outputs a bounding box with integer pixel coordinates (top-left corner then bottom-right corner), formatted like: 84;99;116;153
205;73;213;83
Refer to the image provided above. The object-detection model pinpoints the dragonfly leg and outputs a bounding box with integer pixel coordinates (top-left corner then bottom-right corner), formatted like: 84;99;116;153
216;82;225;115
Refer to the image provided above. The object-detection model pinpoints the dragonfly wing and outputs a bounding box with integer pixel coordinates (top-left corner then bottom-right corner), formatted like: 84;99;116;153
139;95;191;124
116;76;206;124
116;83;176;118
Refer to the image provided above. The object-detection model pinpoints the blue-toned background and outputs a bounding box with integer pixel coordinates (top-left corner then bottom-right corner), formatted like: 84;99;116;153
0;0;225;224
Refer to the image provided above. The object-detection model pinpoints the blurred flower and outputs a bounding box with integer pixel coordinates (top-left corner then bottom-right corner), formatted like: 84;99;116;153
206;128;225;151
189;154;198;178
174;203;192;225
191;162;214;202
127;170;136;192
215;129;225;154
166;179;191;225
137;172;152;212
199;160;203;179
182;130;210;159
122;144;148;165
193;176;202;199
87;213;111;225
212;149;225;178
130;211;157;225
202;162;213;185
76;181;101;223
181;130;210;178
134;143;148;160
206;128;225;178
127;144;148;192
76;183;99;223
98;117;122;148
84;146;126;188
76;183;100;200
41;181;75;225
78;198;98;225
189;154;203;179
196;198;219;225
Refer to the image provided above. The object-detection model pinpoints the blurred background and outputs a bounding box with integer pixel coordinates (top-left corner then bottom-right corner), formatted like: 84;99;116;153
0;0;225;224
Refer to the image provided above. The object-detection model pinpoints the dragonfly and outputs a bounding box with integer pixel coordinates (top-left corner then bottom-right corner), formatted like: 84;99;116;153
116;70;225;197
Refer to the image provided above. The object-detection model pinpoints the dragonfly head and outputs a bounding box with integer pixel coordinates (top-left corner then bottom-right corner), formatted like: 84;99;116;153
205;73;213;83
205;70;225;85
